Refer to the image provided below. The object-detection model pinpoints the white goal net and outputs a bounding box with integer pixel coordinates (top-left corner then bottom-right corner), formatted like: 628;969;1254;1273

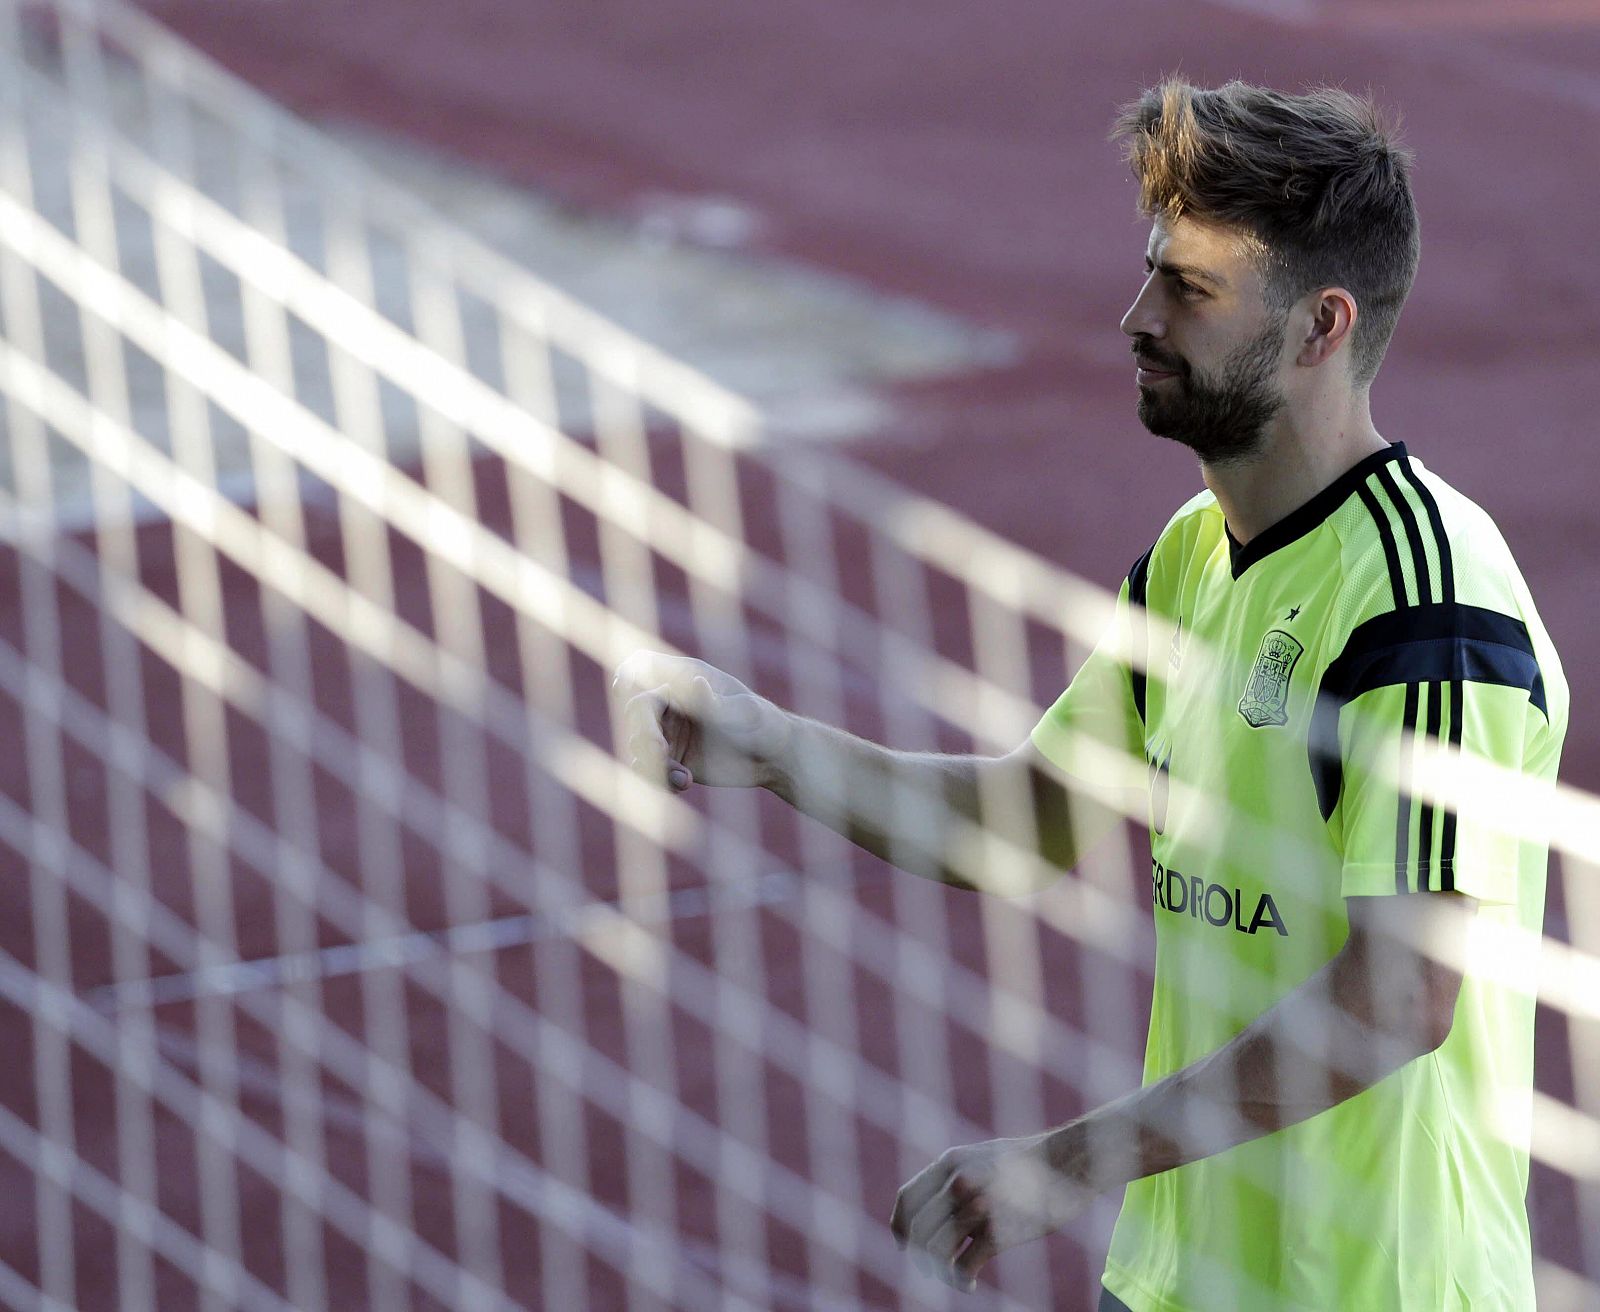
0;1;1595;1309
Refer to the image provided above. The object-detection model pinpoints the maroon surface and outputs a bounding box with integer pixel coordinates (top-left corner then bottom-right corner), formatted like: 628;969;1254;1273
39;0;1600;1303
137;0;1600;789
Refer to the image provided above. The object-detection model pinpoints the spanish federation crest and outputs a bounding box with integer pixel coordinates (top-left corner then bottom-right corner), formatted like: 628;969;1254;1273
1238;629;1305;728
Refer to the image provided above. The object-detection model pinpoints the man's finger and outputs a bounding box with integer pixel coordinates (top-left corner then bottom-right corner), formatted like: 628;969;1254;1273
624;719;668;762
660;660;706;704
953;1221;997;1292
662;704;695;761
891;1159;952;1247
920;1208;978;1270
907;1175;967;1253
622;686;667;730
623;686;701;790
917;1179;988;1268
889;1188;909;1248
613;650;667;696
622;690;669;751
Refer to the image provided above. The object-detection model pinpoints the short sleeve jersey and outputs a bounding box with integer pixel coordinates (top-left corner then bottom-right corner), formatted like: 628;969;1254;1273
1031;444;1567;1312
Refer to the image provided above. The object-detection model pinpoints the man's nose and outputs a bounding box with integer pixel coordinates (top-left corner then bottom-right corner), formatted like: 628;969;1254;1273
1120;277;1166;340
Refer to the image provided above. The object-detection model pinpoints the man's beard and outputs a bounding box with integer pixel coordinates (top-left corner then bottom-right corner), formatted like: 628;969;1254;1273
1134;319;1286;464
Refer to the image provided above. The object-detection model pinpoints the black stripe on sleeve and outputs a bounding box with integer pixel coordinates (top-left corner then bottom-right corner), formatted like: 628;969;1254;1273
1374;464;1433;606
1355;482;1406;607
1320;605;1547;715
1311;480;1404;822
1394;682;1419;893
1308;604;1548;823
1372;467;1430;886
1416;677;1443;889
1397;458;1462;886
1440;678;1463;888
1127;543;1155;726
1397;459;1455;605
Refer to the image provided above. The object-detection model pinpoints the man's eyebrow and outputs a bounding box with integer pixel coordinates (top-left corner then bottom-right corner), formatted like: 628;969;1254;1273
1144;255;1229;289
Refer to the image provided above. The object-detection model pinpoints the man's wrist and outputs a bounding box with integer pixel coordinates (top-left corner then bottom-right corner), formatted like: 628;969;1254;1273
1039;1104;1149;1196
755;706;799;800
1038;1118;1098;1197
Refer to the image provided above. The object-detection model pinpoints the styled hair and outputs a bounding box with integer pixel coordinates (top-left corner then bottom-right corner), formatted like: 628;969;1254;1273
1112;79;1420;384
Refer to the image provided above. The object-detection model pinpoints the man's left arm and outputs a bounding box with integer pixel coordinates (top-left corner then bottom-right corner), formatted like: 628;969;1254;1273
890;890;1474;1292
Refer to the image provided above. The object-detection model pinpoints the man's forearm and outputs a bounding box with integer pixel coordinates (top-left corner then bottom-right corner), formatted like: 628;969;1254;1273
1040;1003;1366;1195
1040;919;1464;1192
760;713;991;886
761;712;1083;892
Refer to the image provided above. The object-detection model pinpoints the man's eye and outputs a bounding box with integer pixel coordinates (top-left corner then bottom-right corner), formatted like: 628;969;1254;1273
1175;280;1203;299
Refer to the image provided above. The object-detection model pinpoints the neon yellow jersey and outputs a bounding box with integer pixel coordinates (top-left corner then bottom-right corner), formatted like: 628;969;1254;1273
1031;444;1567;1311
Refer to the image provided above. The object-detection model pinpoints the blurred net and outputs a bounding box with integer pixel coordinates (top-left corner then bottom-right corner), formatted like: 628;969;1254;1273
0;1;1595;1309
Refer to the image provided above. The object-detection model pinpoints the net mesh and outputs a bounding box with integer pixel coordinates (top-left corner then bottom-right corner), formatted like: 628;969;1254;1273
0;1;1596;1308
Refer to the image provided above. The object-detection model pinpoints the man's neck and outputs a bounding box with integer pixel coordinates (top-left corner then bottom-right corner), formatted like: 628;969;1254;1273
1202;398;1388;547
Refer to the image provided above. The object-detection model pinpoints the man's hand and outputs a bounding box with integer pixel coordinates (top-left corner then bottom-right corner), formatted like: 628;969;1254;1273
612;650;790;793
890;1134;1090;1293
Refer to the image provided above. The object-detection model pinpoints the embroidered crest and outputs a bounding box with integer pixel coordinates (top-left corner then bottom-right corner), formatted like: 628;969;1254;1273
1238;629;1304;728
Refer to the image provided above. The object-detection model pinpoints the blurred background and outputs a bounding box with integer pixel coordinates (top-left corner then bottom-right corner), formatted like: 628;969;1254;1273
0;0;1597;1307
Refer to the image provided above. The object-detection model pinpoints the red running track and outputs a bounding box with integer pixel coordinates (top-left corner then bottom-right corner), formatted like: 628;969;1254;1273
139;0;1600;788
17;0;1593;1305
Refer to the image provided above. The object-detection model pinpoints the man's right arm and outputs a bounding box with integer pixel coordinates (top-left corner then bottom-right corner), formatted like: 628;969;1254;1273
765;718;1090;893
613;651;1109;895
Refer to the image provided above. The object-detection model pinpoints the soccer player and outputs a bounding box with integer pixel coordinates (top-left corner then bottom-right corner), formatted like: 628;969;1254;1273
615;80;1567;1309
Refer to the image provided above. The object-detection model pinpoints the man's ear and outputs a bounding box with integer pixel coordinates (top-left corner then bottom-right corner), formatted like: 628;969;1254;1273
1297;287;1359;368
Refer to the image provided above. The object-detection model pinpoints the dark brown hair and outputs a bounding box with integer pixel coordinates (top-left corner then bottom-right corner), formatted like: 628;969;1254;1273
1112;79;1420;384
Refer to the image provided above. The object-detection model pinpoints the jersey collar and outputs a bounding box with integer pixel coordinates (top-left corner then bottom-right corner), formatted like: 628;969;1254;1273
1226;442;1407;579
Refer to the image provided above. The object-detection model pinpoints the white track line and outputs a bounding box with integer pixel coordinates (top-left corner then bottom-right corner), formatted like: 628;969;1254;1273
85;873;801;1011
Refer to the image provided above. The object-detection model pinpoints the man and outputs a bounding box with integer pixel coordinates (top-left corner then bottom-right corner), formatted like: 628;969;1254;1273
615;80;1567;1309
